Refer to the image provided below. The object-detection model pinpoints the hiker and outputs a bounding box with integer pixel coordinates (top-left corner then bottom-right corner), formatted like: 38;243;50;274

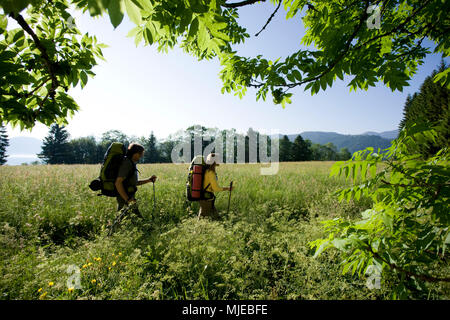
198;153;233;220
115;143;157;219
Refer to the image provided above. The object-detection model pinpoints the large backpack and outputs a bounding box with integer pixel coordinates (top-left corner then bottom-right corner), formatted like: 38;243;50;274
186;155;212;201
89;142;136;197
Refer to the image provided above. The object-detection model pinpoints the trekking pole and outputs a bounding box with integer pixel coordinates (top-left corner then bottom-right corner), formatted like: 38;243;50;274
108;205;130;236
226;181;233;216
152;181;156;215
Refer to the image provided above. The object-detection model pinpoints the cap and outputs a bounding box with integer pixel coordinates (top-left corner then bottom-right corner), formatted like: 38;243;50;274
206;153;218;165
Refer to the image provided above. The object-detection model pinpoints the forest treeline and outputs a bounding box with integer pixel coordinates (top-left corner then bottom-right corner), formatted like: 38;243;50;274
34;125;353;165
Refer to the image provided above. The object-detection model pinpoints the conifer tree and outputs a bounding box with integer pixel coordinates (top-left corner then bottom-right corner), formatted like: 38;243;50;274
0;124;9;165
38;124;71;164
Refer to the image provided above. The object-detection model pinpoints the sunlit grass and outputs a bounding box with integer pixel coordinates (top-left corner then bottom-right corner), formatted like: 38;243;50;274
1;162;444;299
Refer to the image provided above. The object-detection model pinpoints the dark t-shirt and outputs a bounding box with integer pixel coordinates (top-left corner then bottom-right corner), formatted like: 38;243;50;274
117;158;138;191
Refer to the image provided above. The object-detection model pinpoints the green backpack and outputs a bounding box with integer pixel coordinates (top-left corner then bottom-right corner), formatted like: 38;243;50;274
89;142;136;197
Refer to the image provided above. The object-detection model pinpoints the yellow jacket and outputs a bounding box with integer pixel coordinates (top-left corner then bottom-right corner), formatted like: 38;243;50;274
203;169;224;193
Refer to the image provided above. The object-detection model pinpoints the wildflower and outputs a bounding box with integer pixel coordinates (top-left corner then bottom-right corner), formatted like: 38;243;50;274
48;282;54;287
82;264;87;269
88;262;93;267
37;288;43;293
39;292;48;300
108;267;111;271
68;288;74;293
91;279;96;284
112;261;116;267
118;252;122;256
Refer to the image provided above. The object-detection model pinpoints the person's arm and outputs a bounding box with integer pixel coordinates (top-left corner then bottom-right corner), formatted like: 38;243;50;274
137;175;157;186
205;171;225;192
115;177;133;203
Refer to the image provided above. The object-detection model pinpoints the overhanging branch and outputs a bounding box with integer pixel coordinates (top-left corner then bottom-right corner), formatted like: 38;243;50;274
9;13;59;100
222;0;265;8
255;1;281;37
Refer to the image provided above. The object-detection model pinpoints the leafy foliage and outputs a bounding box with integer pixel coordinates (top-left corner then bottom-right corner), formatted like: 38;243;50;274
311;123;450;299
1;0;450;129
0;0;106;129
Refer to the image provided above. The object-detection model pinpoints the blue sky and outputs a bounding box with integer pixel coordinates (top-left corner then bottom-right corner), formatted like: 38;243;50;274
6;2;448;141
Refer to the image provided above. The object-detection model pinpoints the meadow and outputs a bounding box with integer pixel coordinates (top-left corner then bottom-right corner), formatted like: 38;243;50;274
0;162;446;300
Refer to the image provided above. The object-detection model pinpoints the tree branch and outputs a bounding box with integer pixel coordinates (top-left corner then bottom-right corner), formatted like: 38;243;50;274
380;179;449;189
353;0;433;52
222;0;265;8
282;0;371;89
9;13;59;98
367;246;450;283
255;1;282;37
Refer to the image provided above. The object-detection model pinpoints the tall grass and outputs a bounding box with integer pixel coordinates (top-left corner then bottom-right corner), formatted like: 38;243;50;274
0;162;443;299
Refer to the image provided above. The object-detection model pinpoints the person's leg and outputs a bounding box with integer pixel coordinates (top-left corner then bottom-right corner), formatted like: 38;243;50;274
132;204;144;219
198;200;212;219
210;197;220;220
117;196;126;211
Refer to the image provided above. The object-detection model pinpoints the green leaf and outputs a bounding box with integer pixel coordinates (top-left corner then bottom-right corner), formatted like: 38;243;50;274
1;0;32;15
381;212;393;231
197;21;209;50
134;30;143;47
332;238;350;251
80;71;88;88
292;69;302;81
144;24;153;45
188;17;199;40
0;14;7;33
108;0;125;28
124;0;142;25
180;10;193;32
127;26;140;38
313;240;330;258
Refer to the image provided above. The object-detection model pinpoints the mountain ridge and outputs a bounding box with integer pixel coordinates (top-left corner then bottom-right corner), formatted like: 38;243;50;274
280;131;395;154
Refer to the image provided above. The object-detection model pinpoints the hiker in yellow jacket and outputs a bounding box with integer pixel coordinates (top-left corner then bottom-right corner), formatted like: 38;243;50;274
198;153;233;220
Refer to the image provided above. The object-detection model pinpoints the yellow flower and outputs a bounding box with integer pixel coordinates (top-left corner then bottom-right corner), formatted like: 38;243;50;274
48;282;54;287
88;262;93;267
118;252;122;256
108;267;111;271
39;292;48;300
82;264;87;269
91;279;96;284
68;288;74;293
112;261;116;267
37;288;43;293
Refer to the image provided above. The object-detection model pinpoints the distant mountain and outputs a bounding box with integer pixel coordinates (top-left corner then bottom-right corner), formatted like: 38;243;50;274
362;130;398;140
282;131;393;154
6;137;42;165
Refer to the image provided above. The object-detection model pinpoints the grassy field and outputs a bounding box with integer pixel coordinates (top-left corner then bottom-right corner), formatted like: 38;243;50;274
0;162;445;300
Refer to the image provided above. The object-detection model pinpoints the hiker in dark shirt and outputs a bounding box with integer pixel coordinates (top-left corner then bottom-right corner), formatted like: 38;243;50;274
115;143;157;218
